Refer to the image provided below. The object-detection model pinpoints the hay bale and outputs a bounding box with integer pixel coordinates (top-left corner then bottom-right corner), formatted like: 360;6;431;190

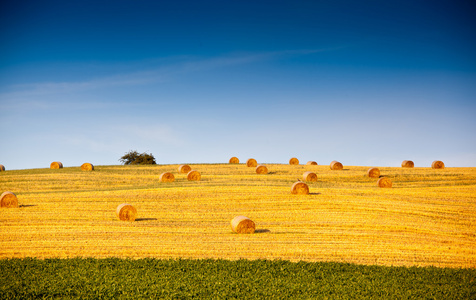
81;163;94;171
187;170;201;181
178;164;192;173
289;157;299;165
330;161;343;170
306;161;318;165
159;172;175;182
291;181;309;195
302;171;317;182
0;164;5;171
246;158;257;167
367;167;380;178
401;160;414;168
0;191;18;208
230;216;255;234
50;162;63;169
229;157;240;164
432;160;445;169
255;165;268;174
116;203;137;221
377;177;392;188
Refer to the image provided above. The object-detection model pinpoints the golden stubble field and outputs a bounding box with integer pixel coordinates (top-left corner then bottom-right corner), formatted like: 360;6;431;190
1;163;475;268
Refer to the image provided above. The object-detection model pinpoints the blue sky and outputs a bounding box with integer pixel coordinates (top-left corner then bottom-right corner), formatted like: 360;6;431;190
1;0;475;170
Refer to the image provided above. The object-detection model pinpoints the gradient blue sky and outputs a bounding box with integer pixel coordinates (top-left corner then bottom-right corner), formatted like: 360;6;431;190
1;0;475;170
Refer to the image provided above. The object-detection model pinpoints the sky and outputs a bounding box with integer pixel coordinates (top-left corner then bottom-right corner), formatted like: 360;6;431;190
1;0;475;170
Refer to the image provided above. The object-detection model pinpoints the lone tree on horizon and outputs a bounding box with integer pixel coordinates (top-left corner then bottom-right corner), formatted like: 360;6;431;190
119;150;156;165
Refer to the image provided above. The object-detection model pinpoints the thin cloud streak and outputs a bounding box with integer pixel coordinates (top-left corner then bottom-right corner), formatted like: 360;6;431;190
0;97;134;112
0;70;167;100
0;48;338;102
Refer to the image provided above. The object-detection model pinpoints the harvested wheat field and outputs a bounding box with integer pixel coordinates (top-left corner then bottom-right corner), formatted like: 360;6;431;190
0;164;475;268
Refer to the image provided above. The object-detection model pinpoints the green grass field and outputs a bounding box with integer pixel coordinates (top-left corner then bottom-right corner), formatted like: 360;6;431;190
1;258;475;299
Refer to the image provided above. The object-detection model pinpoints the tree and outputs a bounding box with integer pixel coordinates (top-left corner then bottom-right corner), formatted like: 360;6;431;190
119;150;157;165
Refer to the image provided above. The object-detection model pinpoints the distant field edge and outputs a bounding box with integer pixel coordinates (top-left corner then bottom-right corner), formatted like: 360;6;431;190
1;257;474;299
2;164;476;172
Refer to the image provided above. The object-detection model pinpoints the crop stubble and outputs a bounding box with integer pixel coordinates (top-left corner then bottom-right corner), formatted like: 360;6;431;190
0;164;475;268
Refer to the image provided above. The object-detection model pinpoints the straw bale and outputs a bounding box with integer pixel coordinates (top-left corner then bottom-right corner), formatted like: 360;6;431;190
50;162;63;169
159;172;175;182
401;160;414;168
291;181;309;195
178;164;192;173
0;191;18;208
231;216;255;234
246;158;257;167
367;167;380;178
306;161;318;165
377;177;392;188
431;160;445;169
187;170;201;181
229;157;239;164
81;163;94;171
116;203;137;221
255;165;268;174
0;164;5;171
330;161;343;170
289;157;299;165
302;171;317;182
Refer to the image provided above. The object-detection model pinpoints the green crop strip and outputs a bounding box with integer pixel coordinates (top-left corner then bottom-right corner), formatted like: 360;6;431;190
1;258;474;299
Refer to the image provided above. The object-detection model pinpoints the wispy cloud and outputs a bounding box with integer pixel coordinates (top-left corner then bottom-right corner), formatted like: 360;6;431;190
175;48;341;73
115;124;185;147
0;69;167;99
46;123;185;153
0;48;337;103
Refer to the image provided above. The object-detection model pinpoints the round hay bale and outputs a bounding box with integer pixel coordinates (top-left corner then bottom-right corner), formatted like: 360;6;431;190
401;160;414;168
0;164;5;171
178;164;192;173
246;158;257;167
377;177;392;188
116;203;137;221
255;165;268;174
291;181;309;195
330;161;343;170
367;167;380;178
302;171;317;182
289;157;299;165
81;163;94;171
159;172;175;182
230;216;255;234
50;162;63;169
306;161;318;165
0;191;18;208
432;160;445;169
229;157;239;164
187;170;201;181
